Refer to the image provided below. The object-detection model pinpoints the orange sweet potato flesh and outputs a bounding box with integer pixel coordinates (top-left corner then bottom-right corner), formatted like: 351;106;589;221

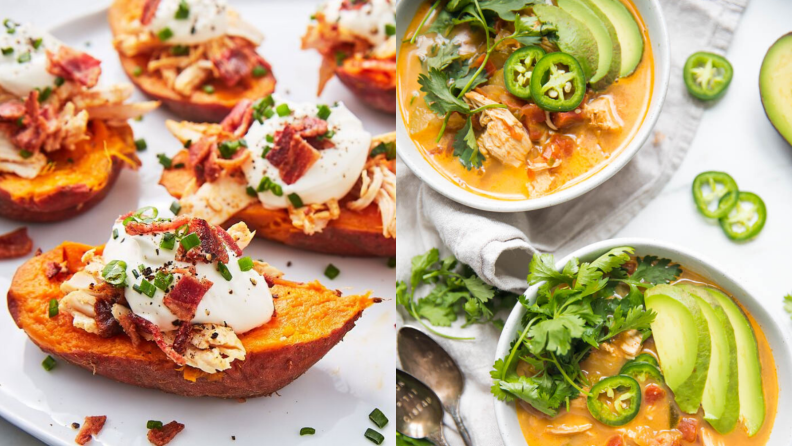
7;242;375;398
0;120;139;222
108;0;277;122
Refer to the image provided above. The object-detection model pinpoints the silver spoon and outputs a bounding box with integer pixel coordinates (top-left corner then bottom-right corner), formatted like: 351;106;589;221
397;326;473;446
396;369;451;446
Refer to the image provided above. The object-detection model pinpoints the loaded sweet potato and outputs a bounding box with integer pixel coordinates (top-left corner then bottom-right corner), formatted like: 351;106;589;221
7;209;375;398
109;0;277;122
0;21;157;221
302;0;396;113
159;96;396;257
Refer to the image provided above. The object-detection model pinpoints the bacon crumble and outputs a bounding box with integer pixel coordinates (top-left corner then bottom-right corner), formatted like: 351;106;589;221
163;275;213;321
266;124;320;185
130;314;187;366
140;0;162;26
221;100;254;138
0;100;25;121
74;415;107;445
0;227;33;259
124;216;191;236
46;46;102;88
147;421;185;446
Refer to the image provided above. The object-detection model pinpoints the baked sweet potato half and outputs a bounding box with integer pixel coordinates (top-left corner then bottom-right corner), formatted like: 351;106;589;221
0;121;140;222
108;0;277;122
8;241;375;398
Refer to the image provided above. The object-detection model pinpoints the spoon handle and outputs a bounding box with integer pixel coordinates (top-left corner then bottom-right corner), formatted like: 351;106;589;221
448;403;473;446
426;430;452;446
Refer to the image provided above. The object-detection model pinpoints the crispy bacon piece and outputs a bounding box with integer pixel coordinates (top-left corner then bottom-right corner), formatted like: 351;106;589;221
212;46;250;87
171;321;193;354
75;415;107;445
215;227;243;257
296;116;335;150
644;383;666;404
94;297;123;338
46;46;101;88
0;227;33;259
140;0;162;26
266;124;320;185
0;100;25;121
45;261;63;278
130;314;186;366
605;436;624;446
178;218;229;263
116;310;142;347
340;0;368;10
147;421;185;446
163;275;213;321
221;100;254;138
124;216;190;235
677;418;698;442
13;90;48;152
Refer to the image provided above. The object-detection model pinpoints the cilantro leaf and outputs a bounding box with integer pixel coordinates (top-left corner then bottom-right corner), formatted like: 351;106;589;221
425;8;456;36
511;15;542;45
418;68;471;116
479;0;538;22
528;253;574;287
424;43;461;71
528;314;586;356
606;305;657;340
590;247;634;273
452;117;485;170
410;248;439;290
631;255;682;285
463;275;495;303
415;298;457;326
448;59;489;91
493;374;576;416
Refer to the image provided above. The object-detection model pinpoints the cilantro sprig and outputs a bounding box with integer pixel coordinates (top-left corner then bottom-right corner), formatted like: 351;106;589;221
397;248;519;340
491;247;681;416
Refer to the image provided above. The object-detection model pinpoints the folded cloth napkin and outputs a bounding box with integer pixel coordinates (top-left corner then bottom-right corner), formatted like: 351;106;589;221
396;0;748;444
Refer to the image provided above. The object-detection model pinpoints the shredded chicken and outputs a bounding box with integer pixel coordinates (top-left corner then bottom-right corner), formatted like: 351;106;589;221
619;329;644;357
61;290;101;335
545;424;593;435
586;95;623;130
252;260;284;280
700;429;725;446
288;198;341;235
164;324;246;374
464;92;532;168
226;222;255;250
347;163;396;238
179;175;256;226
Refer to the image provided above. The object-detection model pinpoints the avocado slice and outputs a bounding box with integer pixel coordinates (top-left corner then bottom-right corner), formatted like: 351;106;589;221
532;4;599;81
760;33;792;146
584;0;644;77
645;284;711;414
676;283;740;434
558;0;621;90
700;286;765;436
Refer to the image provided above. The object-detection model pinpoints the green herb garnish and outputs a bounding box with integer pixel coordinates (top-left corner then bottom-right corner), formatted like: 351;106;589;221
287;193;303;208
154;271;174;291
147;420;163;430
370;141;396;160
132;66;143;76
160;232;176;250
217;262;232;281
19;149;33;159
134;279;157;298
368;408;388;428
180;233;201;251
276;103;291;117
238;256;254;272
252;65;268;77
324;264;340;280
317;105;332;120
364;429;384;445
202;84;215;94
17;51;31;63
171;45;189;56
158;153;173;168
175;0;190;19
42;355;56;371
299;427;315;436
246;186;257;197
1;47;12;55
135;138;147;151
385;23;396;37
48;299;58;318
158;27;174;41
102;260;128;287
54;76;64;86
170;201;181;215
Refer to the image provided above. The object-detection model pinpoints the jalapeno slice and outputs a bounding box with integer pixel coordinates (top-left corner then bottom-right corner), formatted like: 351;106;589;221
529;52;586;112
587;375;641;426
684;52;734;100
692;171;739;219
631;353;659;368
619;362;664;384
504;46;546;100
718;191;767;241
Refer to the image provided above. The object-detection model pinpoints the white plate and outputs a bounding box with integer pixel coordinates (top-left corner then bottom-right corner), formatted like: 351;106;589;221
0;1;395;445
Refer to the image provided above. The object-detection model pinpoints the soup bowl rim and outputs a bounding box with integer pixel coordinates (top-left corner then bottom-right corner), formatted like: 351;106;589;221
395;0;672;212
493;237;792;445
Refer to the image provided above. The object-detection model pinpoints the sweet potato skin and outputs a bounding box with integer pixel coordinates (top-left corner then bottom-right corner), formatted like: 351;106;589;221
8;243;373;398
108;0;277;122
0;121;139;222
336;58;396;114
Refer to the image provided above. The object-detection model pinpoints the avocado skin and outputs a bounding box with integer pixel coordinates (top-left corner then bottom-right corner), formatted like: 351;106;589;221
532;4;599;81
760;32;792;146
559;0;621;90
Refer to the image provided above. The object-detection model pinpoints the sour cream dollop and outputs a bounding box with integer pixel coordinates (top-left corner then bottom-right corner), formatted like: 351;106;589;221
322;0;395;47
243;98;371;209
0;22;61;97
102;220;274;334
146;0;230;45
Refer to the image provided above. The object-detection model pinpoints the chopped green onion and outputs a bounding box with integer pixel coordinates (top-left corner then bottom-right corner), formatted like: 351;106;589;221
218;140;242;159
252;65;268;77
31;37;43;49
112;228;119;240
160;232;176;250
158;27;174;41
261;146;272;158
132;269;140;279
133;206;158;222
287;193;303;208
300;427;315;436
135;279;157;298
1;47;13;55
202;84;215;94
385;23;396;37
217;262;232;281
135;138;147;151
257;176;272;192
19;149;33;159
368;409;388;428
132;66;143;77
183;139;192;148
171;45;189;56
364;428;384;445
175;0;190;19
41;355;56;371
246;186;257;197
4;19;17;34
180;233;201;251
170;200;182;215
17;51;31;63
37;86;52;102
335;51;347;66
158;153;173;168
265;134;274;143
48;299;58;318
324;264;340;280
54;76;64;86
154;271;174;291
263;107;275;119
276;103;291;117
369;141;396;160
147;420;163;430
271;184;283;197
317;105;332;120
238;256;254;272
102;260;128;287
387;257;396;268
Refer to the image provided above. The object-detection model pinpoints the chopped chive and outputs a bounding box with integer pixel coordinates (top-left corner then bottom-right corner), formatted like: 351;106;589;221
147;420;163;430
265;134;274;143
1;47;12;55
175;0;190;19
15;116;23;127
260;95;275;108
54;76;64;86
158;27;174;41
368;408;388;428
113;228;119;239
370;142;396;160
276;103;291;117
37;86;52;102
160;232;176;250
31;37;43;49
180;233;201;251
364;428;384;445
238;256;254;272
387;257;396;268
183;139;192;148
317;104;331;120
135;138;147;151
300;427;315;436
217;262;232;281
41;355;56;371
48;298;58;318
324;264;340;280
136;279;156;297
261;146;271;158
102;260;128;287
17;51;31;63
385;23;396;37
171;45;189;56
218;140;241;159
287;193;303;208
19;149;33;159
263;107;275;119
173;163;185;169
157;153;173;168
246;186;257;197
271;184;283;197
202;84;215;94
170;200;181;215
132;66;143;76
252;65;268;77
257;176;272;192
335;51;347;66
132;269;140;279
4;19;17;34
154;271;174;291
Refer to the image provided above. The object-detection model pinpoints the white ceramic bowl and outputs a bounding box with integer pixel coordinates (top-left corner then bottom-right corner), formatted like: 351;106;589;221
494;238;792;445
396;0;671;212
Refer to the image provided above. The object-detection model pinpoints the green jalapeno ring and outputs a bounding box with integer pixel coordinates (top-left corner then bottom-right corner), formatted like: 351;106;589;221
586;375;641;426
692;171;739;219
718;191;767;241
630;353;660;368
684;52;734;101
529;52;587;112
504;46;547;100
619;362;664;384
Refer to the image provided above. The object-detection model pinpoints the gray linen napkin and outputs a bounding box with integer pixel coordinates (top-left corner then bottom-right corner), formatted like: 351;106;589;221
396;0;748;445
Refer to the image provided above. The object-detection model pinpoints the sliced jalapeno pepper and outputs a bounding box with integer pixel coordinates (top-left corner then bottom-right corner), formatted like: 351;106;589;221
529;52;586;112
684;52;733;100
692;171;739;219
631;353;659;368
587;375;641;426
504;46;546;100
619;362;664;384
718;191;767;241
